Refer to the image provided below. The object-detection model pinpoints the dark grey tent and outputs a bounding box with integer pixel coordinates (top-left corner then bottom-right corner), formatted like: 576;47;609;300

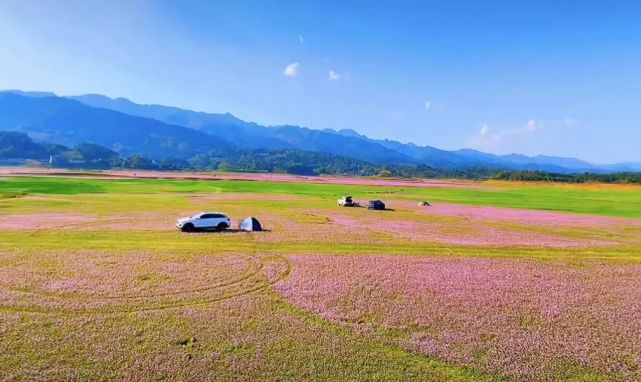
239;217;262;232
367;200;386;210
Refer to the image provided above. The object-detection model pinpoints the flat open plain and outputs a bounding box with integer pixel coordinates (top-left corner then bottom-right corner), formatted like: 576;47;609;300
1;171;641;381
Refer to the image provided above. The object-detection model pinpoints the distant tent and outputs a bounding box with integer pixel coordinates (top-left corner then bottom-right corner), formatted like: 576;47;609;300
239;217;262;232
367;200;386;210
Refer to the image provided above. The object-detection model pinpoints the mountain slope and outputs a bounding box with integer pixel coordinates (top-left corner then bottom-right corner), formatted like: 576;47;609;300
72;94;417;164
4;90;638;173
0;93;227;158
330;128;602;172
328;129;464;167
270;125;417;164
454;149;600;173
71;94;291;150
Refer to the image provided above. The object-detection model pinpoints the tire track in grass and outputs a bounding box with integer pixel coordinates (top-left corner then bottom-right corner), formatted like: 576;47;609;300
0;254;292;315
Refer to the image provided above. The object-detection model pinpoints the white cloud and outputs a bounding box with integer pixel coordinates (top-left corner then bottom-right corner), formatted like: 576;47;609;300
563;117;579;128
468;124;502;148
525;119;541;132
469;119;542;149
479;124;501;143
480;124;489;136
283;62;300;77
510;119;543;137
328;70;340;80
468;117;579;151
423;99;448;111
298;35;304;43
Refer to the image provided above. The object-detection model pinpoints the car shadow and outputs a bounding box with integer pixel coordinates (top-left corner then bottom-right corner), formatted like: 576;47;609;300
183;228;271;234
223;228;272;233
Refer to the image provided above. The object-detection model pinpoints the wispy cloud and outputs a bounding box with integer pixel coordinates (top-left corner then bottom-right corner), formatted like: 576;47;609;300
283;62;300;77
470;123;502;147
298;35;304;43
480;124;489;136
524;119;541;132
563;117;579;128
423;99;447;111
328;70;340;80
469;119;542;149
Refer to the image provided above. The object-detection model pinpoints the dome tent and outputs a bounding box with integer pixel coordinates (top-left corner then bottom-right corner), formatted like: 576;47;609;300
239;217;262;232
367;200;386;210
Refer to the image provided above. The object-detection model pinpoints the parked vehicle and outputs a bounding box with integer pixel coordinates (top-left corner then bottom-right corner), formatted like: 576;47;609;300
176;212;231;232
367;200;386;210
337;196;357;207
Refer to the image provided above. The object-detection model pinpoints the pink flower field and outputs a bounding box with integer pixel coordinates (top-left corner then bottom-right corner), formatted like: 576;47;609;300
327;209;619;248
420;202;641;227
276;255;641;381
331;215;610;247
0;213;95;230
4;1;641;377
2;174;641;381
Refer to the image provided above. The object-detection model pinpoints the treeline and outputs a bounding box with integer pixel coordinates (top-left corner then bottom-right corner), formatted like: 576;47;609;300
188;149;381;175
2;131;641;184
491;170;641;184
138;149;497;179
0;131;383;174
0;131;118;168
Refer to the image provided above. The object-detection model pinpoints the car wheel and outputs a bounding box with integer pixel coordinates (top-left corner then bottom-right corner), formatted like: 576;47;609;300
181;223;195;232
216;222;228;231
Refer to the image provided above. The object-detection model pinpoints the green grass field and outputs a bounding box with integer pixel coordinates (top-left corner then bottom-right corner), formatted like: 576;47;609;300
1;175;641;381
4;176;641;217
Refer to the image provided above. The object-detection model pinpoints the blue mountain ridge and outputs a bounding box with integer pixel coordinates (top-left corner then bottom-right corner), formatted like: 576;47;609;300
2;90;639;173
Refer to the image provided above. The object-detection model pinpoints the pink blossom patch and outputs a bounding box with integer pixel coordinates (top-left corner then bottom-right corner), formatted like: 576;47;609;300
187;193;305;201
44;279;87;293
276;255;641;380
0;213;95;230
330;214;610;248
419;203;641;227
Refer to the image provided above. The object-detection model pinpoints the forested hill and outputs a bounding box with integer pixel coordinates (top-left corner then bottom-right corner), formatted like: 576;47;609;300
2;131;640;184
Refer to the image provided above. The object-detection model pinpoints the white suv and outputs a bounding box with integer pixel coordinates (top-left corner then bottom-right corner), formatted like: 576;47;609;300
176;212;231;232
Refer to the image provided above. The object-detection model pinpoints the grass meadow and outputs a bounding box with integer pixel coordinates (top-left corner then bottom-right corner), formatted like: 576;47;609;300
1;174;641;381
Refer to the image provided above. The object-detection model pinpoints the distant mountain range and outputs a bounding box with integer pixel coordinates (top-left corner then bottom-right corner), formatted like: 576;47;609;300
1;89;640;173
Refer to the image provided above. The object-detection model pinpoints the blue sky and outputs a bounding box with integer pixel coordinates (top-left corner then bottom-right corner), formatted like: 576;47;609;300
1;0;640;163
